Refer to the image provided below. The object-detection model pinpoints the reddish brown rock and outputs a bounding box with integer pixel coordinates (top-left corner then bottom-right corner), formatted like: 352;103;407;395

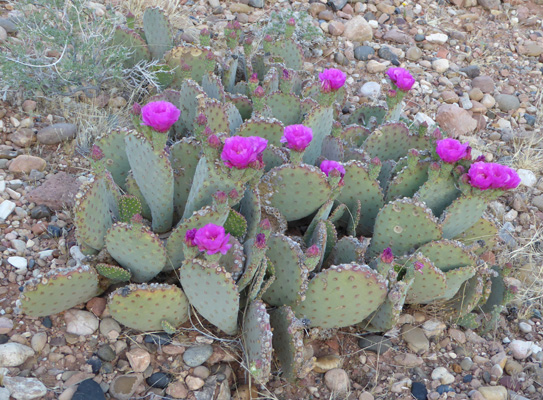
436;104;478;137
8;155;46;174
27;172;81;210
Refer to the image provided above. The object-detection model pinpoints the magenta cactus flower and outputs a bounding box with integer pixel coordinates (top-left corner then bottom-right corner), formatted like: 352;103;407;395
193;224;232;255
287;17;296;26
281;124;313;152
436;138;471;163
489;163;521;190
184;228;197;247
319;68;346;93
141;101;181;133
386;67;415;91
467;162;494;190
381;248;394;264
320;160;346;178
414;262;424;274
221;136;268;169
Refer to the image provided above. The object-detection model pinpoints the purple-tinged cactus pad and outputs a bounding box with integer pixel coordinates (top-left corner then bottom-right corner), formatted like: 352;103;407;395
105;222;167;283
108;283;189;331
405;254;447;304
178;80;206;135
270;306;306;382
243;300;273;385
367;198;442;259
262;234;308;307
219;236;246;282
239;188;261;239
179;259;239;335
21;265;102;317
414;165;461;217
267;38;304;70
166;44;216;85
292;263;388;328
438;274;485;319
259;164;332;221
416;240;477;272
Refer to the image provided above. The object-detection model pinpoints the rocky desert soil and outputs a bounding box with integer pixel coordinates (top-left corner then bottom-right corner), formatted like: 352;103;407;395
0;0;543;399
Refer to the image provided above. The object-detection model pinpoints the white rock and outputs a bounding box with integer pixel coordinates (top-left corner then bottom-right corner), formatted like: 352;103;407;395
0;181;5;193
360;82;381;99
30;332;47;353
431;366;455;384
38;250;54;259
432;59;450;73
64;309;99;336
368;20;378;29
3;376;47;400
509;340;533;360
422;319;447;338
0;343;35;367
496;118;511;130
0;388;9;400
0;200;16;220
426;33;448;44
414;112;435;128
69;246;85;265
517;169;537;188
0;318;13;334
7;257;27;274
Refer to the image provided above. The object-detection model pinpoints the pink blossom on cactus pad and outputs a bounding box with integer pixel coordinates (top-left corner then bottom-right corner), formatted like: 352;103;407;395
381;248;394;264
141;101;180;133
414;262;424;274
221;136;268;169
193;224;232;255
320;160;346;178
306;245;319;257
488;163;521;190
467;162;494;190
184;228;197;247
281;124;313;152
435;138;471;163
386;67;416;91
319;68;346;92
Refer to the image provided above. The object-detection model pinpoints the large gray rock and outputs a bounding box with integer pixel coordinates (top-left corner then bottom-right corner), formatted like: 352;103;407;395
37;123;77;145
0;343;35;367
343;16;373;42
248;0;264;8
0;18;17;33
3;377;47;400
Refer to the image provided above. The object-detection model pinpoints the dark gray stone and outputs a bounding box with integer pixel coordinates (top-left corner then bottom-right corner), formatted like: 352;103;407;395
183;344;214;367
378;46;399;65
460;65;480;78
328;0;348;11
147;372;171;389
357;335;392;355
414;34;425;42
0;18;17;33
354;45;375;61
97;344;116;362
72;379;106;400
411;382;428;400
30;205;52;220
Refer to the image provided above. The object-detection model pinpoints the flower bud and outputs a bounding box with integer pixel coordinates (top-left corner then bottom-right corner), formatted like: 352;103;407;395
90;144;104;161
287;17;296;26
371;157;381;167
208;134;221;149
253;86;265;98
249;73;259;84
196;113;207;126
264;34;273;42
132;102;141;115
429;162;440;171
229;31;237;39
245;37;253;45
206;51;214;60
255;233;266;249
380;248;394;264
228;189;239;201
185;228;197;247
131;214;143;224
432;127;442;140
259;219;271;231
306;245;319;257
233;21;241;30
414;262;424;273
213;191;227;204
226;22;234;30
181;63;191;71
200;28;210;36
204;126;213;136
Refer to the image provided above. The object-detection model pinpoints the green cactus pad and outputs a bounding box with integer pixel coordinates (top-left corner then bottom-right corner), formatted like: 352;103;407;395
21;265;102;317
167;45;216;84
363;122;432;161
179;259;240;335
439;266;476;301
94;129;130;191
270;306;305;382
143;7;173;59
337;160;384;236
74;174;120;251
183;158;245;219
302;105;334;165
166;206;229;270
323;220;338;262
226;103;243;136
453;216;498;256
237;117;284;146
108;283;189;331
405;255;447;304
125;133;174;233
329;203;347;225
202;72;226;102
179;80;206;135
263;67;279;94
480;266;507;313
456;313;479;330
292;264;387;328
118;195;142;223
262;234;308;307
105;222;167;282
170;137;201;219
202;98;229;134
268;38;304;70
362;272;414;332
243;300;273;385
161;319;177;335
125;171;152;220
222;56;239;92
227;94;253;120
416;240;477;272
237;238;266;291
239;188;261;239
246;256;269;303
263;145;289;172
348;105;387;129
440;195;488;239
95;263;131;283
327;236;367;266
320;136;345;162
386;160;429;201
414;167;460;217
113;26;151;68
266;92;302;126
367;198;442;259
259;164;332;221
303;200;334;247
440;275;484;318
340;125;371;147
224;209;248;239
309;221;328;272
377;159;396;190
219;236;246;282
